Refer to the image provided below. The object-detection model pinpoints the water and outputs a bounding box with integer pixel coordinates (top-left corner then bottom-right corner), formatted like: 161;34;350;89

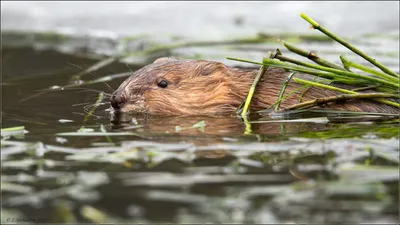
2;45;398;224
1;2;399;224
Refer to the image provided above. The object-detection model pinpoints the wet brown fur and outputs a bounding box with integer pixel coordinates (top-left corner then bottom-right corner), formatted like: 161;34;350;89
112;58;399;115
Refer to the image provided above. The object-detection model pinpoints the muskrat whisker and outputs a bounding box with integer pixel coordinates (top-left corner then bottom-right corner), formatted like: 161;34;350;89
82;104;98;113
82;98;111;108
82;103;97;111
72;102;93;107
94;102;110;107
72;111;102;119
82;101;109;110
76;89;113;97
19;85;111;103
67;62;85;71
63;87;113;96
82;62;117;93
125;64;134;73
68;61;115;92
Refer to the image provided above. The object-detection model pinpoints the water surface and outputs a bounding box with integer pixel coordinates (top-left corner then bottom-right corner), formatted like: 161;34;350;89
1;2;399;224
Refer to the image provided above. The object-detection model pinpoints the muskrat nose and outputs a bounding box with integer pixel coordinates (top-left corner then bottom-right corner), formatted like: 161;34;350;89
110;94;126;109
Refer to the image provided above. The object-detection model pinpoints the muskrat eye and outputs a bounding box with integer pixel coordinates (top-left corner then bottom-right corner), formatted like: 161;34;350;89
157;80;168;88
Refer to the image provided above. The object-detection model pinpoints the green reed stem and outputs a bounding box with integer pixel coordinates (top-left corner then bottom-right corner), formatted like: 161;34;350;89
263;58;398;89
280;40;345;70
284;93;399;110
295;78;356;94
300;12;399;78
275;72;296;111
227;57;358;85
240;53;271;117
340;55;398;82
260;85;311;113
1;126;25;132
84;93;105;122
293;78;400;108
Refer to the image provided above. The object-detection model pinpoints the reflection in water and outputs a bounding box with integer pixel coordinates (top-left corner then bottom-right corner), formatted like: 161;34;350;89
110;110;332;139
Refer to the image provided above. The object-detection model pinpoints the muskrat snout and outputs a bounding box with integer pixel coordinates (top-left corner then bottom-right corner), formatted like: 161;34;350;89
110;93;126;109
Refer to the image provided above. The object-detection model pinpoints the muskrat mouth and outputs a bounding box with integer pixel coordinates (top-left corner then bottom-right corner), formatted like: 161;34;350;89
110;91;147;113
109;98;148;124
120;99;147;113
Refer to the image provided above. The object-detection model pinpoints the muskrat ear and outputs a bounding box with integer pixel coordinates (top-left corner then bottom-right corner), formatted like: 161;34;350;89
153;57;178;64
200;61;227;76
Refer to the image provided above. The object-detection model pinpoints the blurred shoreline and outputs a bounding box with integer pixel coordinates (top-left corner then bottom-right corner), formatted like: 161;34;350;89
1;2;399;39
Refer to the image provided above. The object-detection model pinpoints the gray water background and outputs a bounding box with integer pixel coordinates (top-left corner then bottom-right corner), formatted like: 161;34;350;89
2;1;399;39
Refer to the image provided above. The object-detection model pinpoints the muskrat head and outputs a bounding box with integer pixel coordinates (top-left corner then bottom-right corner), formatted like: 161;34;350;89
110;57;249;116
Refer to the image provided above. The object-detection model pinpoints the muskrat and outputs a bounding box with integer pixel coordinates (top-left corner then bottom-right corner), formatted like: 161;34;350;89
110;57;398;115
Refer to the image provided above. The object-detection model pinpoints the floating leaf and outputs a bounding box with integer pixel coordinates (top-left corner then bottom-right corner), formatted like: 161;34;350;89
80;205;108;223
1;126;28;138
56;132;138;136
58;119;74;123
1;182;33;193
